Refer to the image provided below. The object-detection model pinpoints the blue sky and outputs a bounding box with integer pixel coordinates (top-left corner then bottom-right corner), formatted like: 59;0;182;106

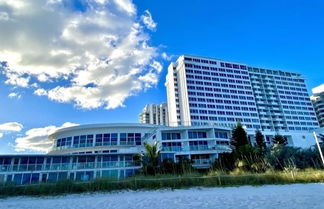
0;0;323;153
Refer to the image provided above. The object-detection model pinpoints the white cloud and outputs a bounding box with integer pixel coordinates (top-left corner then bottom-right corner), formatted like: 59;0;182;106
141;10;157;31
0;0;162;109
34;88;47;96
4;72;30;88
0;122;23;132
8;92;21;99
150;60;163;73
113;0;136;15
161;52;174;61
15;122;79;152
0;122;23;138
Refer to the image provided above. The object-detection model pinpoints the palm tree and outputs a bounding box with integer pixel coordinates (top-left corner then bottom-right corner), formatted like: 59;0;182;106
272;134;287;146
143;141;160;175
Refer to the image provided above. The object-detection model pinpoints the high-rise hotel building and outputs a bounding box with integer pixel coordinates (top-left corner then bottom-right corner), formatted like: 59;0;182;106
249;66;318;132
166;55;319;138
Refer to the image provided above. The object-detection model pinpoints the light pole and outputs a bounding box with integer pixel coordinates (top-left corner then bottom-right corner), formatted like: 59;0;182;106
313;132;324;168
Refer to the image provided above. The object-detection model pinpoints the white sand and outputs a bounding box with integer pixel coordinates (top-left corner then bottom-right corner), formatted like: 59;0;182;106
1;183;324;209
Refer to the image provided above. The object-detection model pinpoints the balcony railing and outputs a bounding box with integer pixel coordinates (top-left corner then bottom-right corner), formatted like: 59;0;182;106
119;141;136;146
162;145;230;152
51;141;135;151
189;145;209;151
192;159;211;166
0;161;137;172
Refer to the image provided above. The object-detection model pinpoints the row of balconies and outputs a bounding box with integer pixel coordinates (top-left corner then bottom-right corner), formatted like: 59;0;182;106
52;141;138;151
161;145;230;152
0;161;137;173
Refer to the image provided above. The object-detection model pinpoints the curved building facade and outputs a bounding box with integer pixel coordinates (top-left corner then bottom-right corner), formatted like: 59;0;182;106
311;84;324;127
0;123;231;185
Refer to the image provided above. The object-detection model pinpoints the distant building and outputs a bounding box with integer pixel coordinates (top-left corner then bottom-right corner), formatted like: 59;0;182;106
311;84;324;127
139;103;168;125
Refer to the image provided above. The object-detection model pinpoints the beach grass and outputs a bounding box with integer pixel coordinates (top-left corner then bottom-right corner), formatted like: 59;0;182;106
1;169;324;197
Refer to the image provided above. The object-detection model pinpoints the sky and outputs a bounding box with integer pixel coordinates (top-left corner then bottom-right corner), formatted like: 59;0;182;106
0;0;323;154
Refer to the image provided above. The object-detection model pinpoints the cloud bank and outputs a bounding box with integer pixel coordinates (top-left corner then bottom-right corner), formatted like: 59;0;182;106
15;122;79;152
0;0;161;109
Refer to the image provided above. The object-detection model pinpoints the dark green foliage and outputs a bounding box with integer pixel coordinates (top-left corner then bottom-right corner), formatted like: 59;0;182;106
213;152;235;171
152;158;195;175
272;134;287;146
230;122;249;150
265;145;322;170
159;158;176;174
255;130;266;151
234;145;268;172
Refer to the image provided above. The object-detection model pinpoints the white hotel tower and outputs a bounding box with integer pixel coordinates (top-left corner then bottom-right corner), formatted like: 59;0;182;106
166;55;319;146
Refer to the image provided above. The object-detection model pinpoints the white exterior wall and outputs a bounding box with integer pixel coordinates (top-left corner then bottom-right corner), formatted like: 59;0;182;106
165;63;178;126
176;56;191;126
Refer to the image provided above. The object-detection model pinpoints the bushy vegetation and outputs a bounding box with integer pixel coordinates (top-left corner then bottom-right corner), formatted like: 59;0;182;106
1;169;324;197
214;123;324;173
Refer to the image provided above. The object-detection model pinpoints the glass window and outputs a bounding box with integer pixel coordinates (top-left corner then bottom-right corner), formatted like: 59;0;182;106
48;173;58;182
135;133;141;145
103;133;110;145
96;134;103;146
215;131;228;139
127;133;135;145
31;173;40;183
61;138;66;147
56;138;61;147
80;135;86;147
58;172;68;181
111;133;118;145
162;133;181;140
53;157;61;164
20;157;28;164
188;131;207;139
120;133;126;145
125;169;134;177
66;137;72;147
102;170;118;179
73;136;80;147
13;174;22;184
86;135;93;147
22;173;31;184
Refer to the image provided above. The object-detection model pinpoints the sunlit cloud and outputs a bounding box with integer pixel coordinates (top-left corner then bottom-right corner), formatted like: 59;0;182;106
0;0;162;110
15;122;79;152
